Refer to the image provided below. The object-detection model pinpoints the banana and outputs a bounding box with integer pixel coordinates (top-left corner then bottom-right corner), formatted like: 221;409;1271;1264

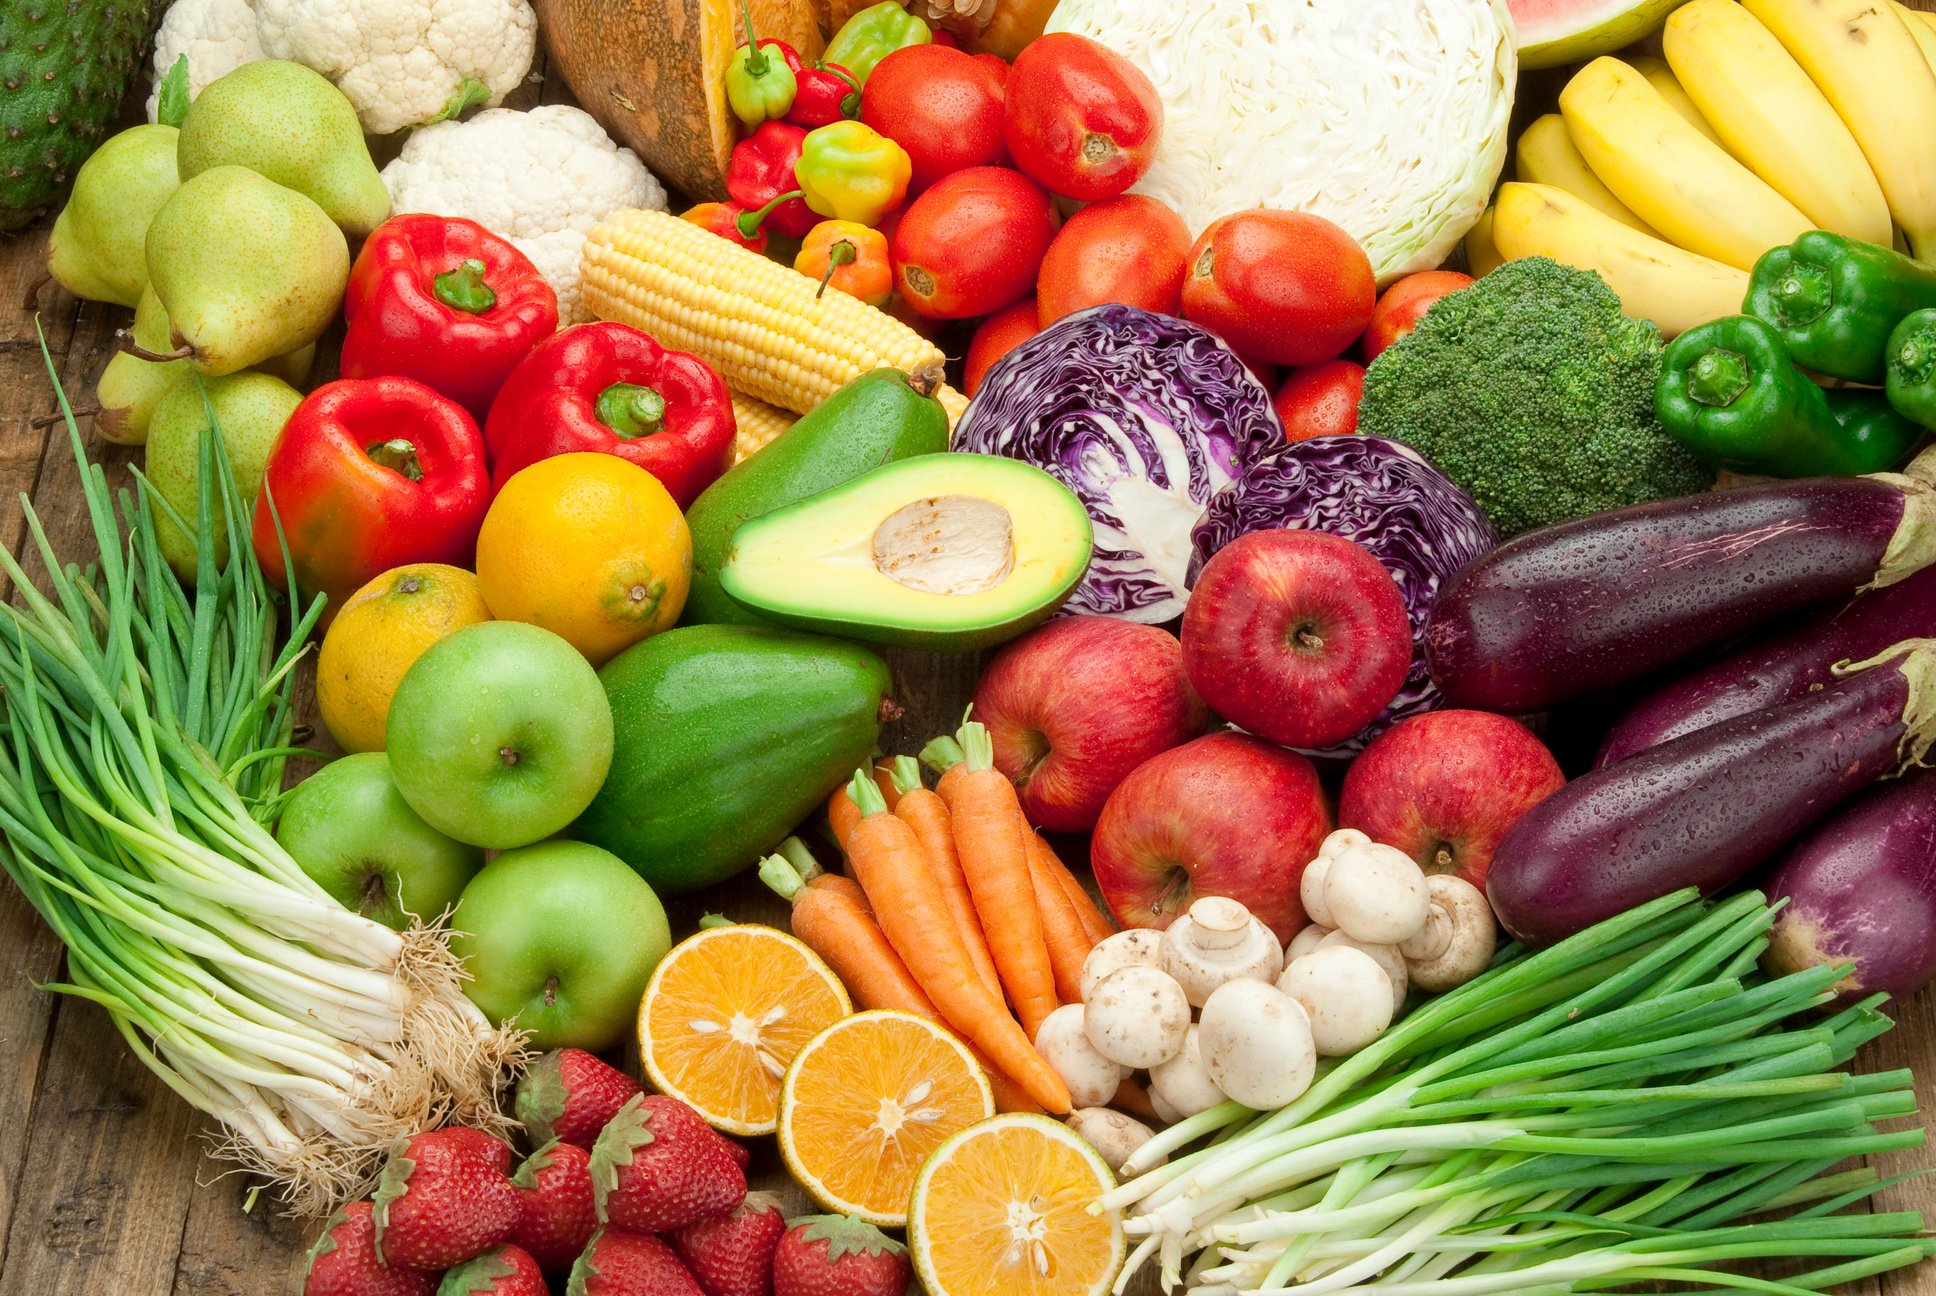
1465;207;1504;276
1493;182;1750;338
1559;57;1813;272
1664;0;1891;245
1626;55;1726;147
1741;0;1936;260
1893;2;1936;76
1514;114;1661;237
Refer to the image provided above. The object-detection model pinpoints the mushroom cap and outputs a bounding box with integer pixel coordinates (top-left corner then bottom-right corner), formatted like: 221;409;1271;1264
1036;1003;1127;1108
1318;929;1409;1015
1278;946;1396;1056
1148;1024;1228;1119
1067;1107;1161;1172
1323;838;1431;945
1084;964;1191;1069
1199;978;1317;1110
1080;928;1164;1002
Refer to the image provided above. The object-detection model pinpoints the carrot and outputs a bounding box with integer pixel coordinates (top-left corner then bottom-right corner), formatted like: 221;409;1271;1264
826;761;900;851
888;757;1005;1006
841;769;1071;1113
920;733;968;802
939;723;1060;1040
1111;1077;1161;1123
1046;844;1116;946
1026;830;1099;1005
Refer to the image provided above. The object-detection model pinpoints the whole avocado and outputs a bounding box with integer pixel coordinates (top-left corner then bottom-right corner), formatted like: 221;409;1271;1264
1;0;161;231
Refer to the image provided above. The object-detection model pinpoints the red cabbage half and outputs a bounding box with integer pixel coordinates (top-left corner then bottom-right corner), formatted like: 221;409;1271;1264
1190;435;1497;756
953;304;1283;623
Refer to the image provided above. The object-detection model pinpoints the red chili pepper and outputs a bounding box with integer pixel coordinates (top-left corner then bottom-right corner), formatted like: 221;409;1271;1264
787;61;861;127
339;214;558;422
251;376;492;615
757;36;803;73
483;322;736;507
680;201;769;253
726;121;817;238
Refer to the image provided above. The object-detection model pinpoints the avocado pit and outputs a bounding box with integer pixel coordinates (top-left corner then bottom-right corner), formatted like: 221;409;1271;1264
872;494;1016;596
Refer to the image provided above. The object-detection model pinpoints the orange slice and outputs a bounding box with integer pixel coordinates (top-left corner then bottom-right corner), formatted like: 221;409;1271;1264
638;924;850;1136
777;1009;994;1226
908;1113;1125;1296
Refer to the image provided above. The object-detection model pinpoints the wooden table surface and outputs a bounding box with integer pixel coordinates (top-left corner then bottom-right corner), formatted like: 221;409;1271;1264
4;44;1936;1296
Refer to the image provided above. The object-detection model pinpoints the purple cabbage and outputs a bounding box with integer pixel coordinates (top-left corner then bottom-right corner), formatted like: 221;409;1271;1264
1190;435;1496;755
952;304;1283;623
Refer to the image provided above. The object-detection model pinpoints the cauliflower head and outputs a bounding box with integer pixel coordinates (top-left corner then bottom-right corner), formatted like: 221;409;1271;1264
382;106;668;323
254;0;538;136
146;0;265;122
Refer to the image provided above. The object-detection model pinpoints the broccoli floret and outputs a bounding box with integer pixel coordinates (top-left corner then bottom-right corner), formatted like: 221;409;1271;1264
1358;256;1711;537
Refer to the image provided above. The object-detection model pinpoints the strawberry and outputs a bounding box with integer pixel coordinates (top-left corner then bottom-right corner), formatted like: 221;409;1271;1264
508;1138;597;1272
566;1229;705;1296
373;1127;522;1271
772;1215;910;1296
589;1094;746;1233
515;1048;642;1149
670;1190;787;1296
436;1243;546;1295
719;1134;751;1171
304;1202;438;1296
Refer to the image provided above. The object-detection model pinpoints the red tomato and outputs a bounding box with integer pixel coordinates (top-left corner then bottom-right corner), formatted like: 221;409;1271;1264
974;52;1010;83
860;45;1008;192
965;297;1043;395
1035;194;1189;326
891;166;1059;319
1182;210;1376;368
1362;270;1475;362
1273;360;1365;442
1002;33;1161;201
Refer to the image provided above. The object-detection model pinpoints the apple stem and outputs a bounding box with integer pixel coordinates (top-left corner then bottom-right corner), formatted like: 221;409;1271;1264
543;976;559;1008
1435;845;1456;871
359;872;391;918
500;746;520;767
1295;628;1326;651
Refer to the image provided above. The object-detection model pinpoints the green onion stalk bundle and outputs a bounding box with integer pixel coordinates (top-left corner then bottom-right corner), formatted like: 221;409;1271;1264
1100;888;1933;1294
0;345;520;1214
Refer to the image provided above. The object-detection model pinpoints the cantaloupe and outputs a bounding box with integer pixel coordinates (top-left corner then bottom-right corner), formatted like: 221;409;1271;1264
1513;0;1692;68
533;0;824;201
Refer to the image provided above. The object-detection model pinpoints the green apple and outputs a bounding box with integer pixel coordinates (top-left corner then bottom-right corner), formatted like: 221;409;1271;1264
449;840;671;1051
275;752;484;929
386;621;615;850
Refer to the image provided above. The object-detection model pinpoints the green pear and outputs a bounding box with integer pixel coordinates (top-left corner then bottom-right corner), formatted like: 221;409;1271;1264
144;370;304;580
145;165;349;376
46;124;181;308
176;60;391;237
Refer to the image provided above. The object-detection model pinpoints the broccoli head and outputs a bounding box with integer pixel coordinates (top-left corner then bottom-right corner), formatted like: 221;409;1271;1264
1357;256;1711;537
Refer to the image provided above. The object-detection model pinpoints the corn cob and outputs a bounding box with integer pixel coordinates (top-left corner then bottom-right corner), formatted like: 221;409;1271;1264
730;390;797;464
581;208;969;423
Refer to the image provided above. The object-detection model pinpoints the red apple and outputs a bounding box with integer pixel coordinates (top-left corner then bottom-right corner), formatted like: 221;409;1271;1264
973;616;1209;832
1181;530;1411;750
1338;709;1566;891
1091;731;1331;941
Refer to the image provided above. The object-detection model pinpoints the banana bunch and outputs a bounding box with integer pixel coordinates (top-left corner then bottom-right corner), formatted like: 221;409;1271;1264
1475;0;1936;336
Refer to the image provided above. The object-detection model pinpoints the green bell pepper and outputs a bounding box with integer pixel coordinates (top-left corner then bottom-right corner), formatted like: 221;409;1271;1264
794;120;912;226
724;0;797;127
1744;230;1936;384
1887;307;1936;429
823;1;932;86
1657;314;1921;477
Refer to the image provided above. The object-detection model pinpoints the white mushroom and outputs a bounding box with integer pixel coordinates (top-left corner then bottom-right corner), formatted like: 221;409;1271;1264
1198;978;1317;1110
1318;930;1409;1014
1284;923;1332;963
1033;1004;1126;1108
1147;1024;1228;1119
1321;834;1431;945
1079;928;1164;1002
1300;828;1377;929
1067;1107;1162;1173
1148;1083;1184;1126
1400;874;1498;992
1277;947;1396;1056
1084;965;1191;1069
1158;896;1285;1007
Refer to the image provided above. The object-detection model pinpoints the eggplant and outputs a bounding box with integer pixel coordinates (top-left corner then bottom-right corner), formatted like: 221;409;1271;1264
1425;463;1936;714
1764;766;1936;1007
1486;638;1936;947
1596;563;1936;766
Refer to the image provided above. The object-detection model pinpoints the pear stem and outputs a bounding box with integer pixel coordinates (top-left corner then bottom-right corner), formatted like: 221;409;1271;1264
117;331;193;364
32;405;99;429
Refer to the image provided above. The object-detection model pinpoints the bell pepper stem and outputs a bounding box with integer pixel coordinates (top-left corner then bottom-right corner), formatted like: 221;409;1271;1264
1687;348;1754;409
1895;325;1936;387
432;258;498;314
596;383;668;439
815;239;858;301
736;189;805;239
366;439;425;483
739;0;770;76
1769;263;1833;328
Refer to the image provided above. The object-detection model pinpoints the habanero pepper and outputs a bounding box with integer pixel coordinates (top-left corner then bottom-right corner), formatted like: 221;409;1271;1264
1744;230;1936;384
739;121;911;235
795;220;892;305
787;61;861;128
484;322;736;507
724;0;797;126
251;376;492;616
727;121;817;239
340;213;558;422
824;0;932;86
680;200;768;254
1656;314;1922;478
1886;307;1936;429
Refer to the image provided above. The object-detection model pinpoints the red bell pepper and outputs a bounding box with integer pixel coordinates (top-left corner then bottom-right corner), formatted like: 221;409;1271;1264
252;376;492;615
680;200;769;254
726;121;817;239
340;214;558;422
788;62;861;127
484;322;736;507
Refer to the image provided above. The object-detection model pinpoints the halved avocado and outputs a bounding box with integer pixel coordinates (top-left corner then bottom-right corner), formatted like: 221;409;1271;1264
717;454;1094;652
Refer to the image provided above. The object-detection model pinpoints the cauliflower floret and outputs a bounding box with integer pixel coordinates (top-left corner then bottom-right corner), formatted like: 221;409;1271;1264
382;106;669;323
145;0;266;122
254;0;539;137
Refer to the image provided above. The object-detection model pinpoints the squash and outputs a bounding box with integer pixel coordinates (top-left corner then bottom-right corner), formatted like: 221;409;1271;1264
946;0;1059;59
533;0;824;201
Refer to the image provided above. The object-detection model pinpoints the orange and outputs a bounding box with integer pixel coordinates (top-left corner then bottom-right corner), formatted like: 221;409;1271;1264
907;1113;1125;1296
638;924;850;1136
475;453;691;665
777;1010;994;1227
315;563;491;753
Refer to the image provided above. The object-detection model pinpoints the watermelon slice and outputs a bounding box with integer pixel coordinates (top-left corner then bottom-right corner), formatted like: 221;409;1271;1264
1511;0;1693;68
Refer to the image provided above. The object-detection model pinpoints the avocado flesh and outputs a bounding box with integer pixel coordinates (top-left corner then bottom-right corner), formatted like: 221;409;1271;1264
719;453;1094;652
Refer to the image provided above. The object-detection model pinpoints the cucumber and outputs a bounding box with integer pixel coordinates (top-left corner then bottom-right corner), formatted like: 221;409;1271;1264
573;624;892;894
684;366;950;626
